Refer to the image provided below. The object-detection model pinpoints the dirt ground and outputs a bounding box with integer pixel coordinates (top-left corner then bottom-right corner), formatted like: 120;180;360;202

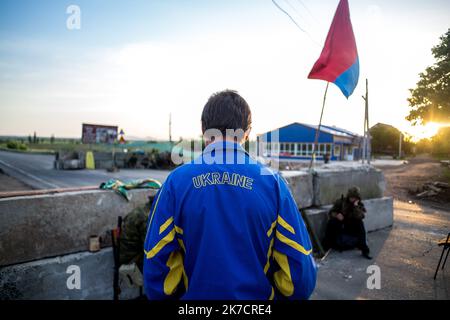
378;155;450;210
0;169;33;192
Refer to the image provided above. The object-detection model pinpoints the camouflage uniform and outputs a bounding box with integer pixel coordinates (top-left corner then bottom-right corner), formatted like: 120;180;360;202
119;197;154;271
323;187;370;255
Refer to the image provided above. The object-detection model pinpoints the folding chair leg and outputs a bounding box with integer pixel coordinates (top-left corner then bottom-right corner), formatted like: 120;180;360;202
434;246;446;280
442;247;450;270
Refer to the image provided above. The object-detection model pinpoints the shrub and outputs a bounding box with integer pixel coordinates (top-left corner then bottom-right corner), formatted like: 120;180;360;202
6;141;27;150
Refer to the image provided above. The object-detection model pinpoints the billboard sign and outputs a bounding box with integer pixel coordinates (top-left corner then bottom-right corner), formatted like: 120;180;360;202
82;123;118;144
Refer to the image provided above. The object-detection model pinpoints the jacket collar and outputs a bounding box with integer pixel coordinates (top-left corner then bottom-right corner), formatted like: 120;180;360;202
203;140;246;154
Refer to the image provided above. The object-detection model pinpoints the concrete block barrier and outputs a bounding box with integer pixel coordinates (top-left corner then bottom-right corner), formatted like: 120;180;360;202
304;196;394;243
281;171;314;209
0;189;155;266
0;248;139;300
312;166;386;206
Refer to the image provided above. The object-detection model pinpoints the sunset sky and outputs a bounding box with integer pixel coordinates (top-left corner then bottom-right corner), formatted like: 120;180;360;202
0;0;449;141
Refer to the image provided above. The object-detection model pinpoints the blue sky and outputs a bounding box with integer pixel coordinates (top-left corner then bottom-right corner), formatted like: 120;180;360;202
1;0;449;140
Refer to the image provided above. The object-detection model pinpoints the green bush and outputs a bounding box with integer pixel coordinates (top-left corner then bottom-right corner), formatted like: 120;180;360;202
6;141;27;150
431;127;450;158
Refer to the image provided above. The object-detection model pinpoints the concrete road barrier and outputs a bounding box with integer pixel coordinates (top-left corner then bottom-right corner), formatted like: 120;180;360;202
312;166;386;206
304;196;394;243
0;248;139;300
0;189;155;266
281;170;314;208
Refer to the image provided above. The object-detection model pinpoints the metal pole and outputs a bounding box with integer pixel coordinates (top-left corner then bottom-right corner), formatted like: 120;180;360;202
364;78;370;164
399;131;402;159
361;79;368;164
362;98;367;164
309;82;329;170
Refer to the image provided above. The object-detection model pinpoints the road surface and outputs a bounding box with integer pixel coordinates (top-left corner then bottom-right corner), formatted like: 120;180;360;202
0;150;171;190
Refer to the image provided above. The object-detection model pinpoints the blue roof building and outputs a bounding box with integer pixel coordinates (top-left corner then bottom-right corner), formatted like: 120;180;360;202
257;122;363;161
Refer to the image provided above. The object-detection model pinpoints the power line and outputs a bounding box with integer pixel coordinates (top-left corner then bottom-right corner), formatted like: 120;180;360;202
271;0;306;32
283;0;303;18
271;0;321;47
296;0;322;27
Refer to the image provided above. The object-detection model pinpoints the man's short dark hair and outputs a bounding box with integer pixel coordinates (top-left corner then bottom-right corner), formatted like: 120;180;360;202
201;90;252;135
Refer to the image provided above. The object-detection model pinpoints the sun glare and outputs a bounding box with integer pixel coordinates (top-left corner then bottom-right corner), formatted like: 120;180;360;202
407;122;448;142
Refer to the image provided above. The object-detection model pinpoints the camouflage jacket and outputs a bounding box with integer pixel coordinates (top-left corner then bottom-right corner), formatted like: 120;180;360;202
328;195;366;220
119;201;152;270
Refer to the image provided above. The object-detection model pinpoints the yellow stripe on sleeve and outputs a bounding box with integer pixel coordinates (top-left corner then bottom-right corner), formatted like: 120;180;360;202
275;230;312;256
269;287;275;300
159;217;174;234
175;225;184;235
277;215;295;234
273;249;294;297
264;238;274;274
266;220;277;237
144;228;175;259
163;251;184;295
178;238;186;252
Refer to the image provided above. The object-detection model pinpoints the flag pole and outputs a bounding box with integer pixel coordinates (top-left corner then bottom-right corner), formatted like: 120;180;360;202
309;82;329;170
361;78;369;164
365;79;371;164
362;79;367;164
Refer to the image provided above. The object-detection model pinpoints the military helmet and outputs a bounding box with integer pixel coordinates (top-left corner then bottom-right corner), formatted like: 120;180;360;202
347;186;361;199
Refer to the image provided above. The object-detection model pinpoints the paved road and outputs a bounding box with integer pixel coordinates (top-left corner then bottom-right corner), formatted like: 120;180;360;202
0;150;171;190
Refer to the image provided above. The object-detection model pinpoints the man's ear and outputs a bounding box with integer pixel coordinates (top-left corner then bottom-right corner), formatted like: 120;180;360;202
244;127;251;142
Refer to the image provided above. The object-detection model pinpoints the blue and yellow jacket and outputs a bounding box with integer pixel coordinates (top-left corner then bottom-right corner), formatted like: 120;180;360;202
143;141;317;300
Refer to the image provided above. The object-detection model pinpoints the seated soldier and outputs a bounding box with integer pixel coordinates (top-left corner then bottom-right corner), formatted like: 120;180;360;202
323;187;372;259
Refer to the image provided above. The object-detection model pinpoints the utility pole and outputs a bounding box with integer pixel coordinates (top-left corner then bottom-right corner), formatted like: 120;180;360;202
399;131;402;159
169;113;172;143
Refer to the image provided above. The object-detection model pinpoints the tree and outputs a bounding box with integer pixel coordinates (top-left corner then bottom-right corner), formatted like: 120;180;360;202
431;127;450;156
406;29;450;125
369;123;413;157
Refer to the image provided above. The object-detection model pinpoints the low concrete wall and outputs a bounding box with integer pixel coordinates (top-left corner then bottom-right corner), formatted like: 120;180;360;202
0;189;155;266
281;171;314;208
312;166;386;206
304;196;394;243
0;248;139;300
